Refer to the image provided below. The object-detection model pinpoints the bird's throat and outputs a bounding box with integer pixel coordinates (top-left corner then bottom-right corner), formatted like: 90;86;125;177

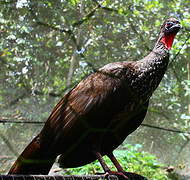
160;33;176;50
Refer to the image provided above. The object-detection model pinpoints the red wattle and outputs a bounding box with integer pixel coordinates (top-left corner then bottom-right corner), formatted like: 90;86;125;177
160;34;176;50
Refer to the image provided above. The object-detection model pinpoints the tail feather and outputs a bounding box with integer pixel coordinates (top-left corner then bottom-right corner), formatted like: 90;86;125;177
8;135;56;175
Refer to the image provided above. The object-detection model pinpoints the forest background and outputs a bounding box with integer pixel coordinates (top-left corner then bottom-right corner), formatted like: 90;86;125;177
0;0;189;179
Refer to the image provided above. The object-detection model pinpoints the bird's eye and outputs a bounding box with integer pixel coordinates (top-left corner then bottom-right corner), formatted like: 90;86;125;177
165;22;174;30
174;20;180;24
166;22;174;27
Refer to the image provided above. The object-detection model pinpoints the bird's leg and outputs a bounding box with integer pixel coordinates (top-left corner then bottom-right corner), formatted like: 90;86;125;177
107;152;124;172
107;152;129;180
93;151;129;179
92;151;110;172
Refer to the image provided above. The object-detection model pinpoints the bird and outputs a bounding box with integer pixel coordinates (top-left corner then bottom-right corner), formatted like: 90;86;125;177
8;18;180;179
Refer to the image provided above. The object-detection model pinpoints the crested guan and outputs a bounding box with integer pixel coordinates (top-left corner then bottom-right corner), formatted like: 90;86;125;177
8;18;181;178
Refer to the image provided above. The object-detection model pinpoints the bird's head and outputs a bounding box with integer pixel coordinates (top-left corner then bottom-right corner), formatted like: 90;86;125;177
159;18;181;50
161;18;181;35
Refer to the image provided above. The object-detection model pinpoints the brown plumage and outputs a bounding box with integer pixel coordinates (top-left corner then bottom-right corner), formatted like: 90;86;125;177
8;18;180;178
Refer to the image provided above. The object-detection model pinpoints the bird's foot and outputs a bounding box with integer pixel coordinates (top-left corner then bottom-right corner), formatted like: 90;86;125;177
96;171;148;180
104;171;130;180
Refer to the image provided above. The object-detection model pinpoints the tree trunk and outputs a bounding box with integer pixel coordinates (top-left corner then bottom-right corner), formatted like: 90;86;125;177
66;1;84;88
187;62;190;115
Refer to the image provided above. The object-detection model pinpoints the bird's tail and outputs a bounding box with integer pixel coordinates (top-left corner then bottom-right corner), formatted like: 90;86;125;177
8;135;56;175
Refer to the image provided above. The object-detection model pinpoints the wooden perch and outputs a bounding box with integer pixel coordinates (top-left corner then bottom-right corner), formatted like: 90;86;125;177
0;173;147;180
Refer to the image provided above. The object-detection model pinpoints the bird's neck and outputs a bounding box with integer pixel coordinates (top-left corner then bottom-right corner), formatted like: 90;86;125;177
130;42;170;100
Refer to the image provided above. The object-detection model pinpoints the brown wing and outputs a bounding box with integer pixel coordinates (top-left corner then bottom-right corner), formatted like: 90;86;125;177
39;70;126;151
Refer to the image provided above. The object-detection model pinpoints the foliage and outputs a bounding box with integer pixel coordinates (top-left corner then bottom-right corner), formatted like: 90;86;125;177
63;144;169;180
0;0;189;175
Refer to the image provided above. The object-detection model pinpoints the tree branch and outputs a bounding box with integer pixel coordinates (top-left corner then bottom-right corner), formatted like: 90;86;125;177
169;33;190;64
141;123;190;134
72;3;101;27
28;1;103;54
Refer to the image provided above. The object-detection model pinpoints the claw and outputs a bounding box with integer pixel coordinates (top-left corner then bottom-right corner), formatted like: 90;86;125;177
96;171;147;180
105;171;130;180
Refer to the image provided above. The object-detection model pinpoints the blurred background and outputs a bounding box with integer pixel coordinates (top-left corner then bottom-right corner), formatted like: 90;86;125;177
0;0;189;179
